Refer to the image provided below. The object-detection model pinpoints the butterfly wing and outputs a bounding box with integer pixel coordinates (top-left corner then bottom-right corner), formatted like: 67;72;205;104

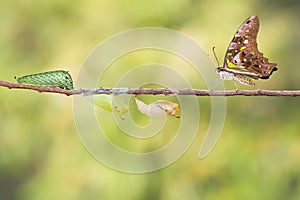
223;16;277;79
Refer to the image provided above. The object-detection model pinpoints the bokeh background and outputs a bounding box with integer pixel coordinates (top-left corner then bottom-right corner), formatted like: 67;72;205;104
0;0;299;199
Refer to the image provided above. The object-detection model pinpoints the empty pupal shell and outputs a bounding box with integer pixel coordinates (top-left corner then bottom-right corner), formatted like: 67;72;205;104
135;97;180;118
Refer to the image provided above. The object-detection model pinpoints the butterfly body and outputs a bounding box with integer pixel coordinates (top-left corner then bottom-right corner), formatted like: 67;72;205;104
216;70;256;86
216;16;277;86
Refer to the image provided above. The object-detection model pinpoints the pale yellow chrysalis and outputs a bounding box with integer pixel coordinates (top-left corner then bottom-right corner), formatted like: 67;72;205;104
135;97;180;118
86;94;129;120
93;94;113;112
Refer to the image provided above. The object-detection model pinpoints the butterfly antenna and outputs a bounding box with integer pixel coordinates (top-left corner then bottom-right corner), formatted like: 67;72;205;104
212;46;220;67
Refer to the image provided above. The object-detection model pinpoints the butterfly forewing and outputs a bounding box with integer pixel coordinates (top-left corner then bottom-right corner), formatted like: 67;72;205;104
219;16;277;84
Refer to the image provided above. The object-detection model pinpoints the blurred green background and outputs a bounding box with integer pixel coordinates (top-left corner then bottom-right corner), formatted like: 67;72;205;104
0;0;300;199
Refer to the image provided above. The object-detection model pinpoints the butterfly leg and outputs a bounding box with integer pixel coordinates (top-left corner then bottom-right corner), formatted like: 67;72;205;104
212;77;223;90
233;81;240;90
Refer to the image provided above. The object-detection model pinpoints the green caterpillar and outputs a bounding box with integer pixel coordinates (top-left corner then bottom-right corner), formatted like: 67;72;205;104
15;70;73;90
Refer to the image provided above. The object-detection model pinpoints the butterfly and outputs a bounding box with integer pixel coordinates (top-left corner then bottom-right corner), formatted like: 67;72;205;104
15;70;73;90
216;16;278;86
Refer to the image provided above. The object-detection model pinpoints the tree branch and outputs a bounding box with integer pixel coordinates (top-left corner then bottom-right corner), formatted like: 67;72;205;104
1;80;300;97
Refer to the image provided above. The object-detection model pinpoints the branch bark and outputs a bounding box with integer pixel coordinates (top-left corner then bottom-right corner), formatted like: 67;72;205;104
1;80;300;97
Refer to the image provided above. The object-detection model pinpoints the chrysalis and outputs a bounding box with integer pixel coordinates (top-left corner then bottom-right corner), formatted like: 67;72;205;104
15;70;73;90
86;94;129;120
135;97;180;118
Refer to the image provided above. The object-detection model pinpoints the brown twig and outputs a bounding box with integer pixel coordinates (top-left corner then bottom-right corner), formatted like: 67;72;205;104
1;80;300;97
